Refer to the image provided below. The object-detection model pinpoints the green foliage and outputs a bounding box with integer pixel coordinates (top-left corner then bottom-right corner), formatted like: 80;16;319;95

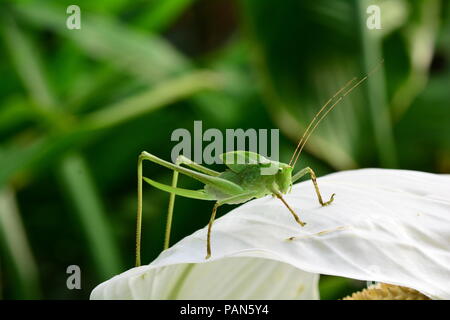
0;0;448;299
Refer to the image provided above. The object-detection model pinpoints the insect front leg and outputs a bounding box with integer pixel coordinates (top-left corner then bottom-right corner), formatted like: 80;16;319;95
274;192;306;227
292;167;335;206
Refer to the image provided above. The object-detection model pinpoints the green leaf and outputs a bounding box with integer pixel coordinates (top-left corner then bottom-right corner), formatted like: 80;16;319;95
14;2;190;83
1;11;123;280
1;13;56;109
136;0;196;32
240;0;406;169
0;187;41;298
355;0;397;167
58;153;122;278
83;71;223;130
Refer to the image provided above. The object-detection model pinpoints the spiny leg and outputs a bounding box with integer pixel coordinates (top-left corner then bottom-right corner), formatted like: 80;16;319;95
275;193;306;227
139;151;244;195
292;167;335;206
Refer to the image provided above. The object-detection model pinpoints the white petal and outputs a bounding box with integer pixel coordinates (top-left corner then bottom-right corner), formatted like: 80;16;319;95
91;169;450;300
91;257;319;299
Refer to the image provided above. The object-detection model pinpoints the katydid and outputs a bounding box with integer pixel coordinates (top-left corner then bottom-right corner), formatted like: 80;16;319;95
135;63;382;266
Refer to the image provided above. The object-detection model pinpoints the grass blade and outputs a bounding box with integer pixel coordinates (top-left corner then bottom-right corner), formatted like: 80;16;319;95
2;13;123;279
136;0;196;32
355;0;397;167
0;187;41;299
58;154;122;278
14;2;189;83
83;71;222;130
1;13;55;109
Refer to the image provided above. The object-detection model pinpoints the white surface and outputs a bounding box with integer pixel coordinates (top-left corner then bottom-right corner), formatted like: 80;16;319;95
91;169;450;300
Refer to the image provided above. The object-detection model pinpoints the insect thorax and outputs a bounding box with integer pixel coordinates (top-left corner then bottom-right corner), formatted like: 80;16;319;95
204;164;292;202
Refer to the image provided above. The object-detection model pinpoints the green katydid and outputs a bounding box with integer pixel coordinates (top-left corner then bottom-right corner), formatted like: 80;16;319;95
135;63;383;266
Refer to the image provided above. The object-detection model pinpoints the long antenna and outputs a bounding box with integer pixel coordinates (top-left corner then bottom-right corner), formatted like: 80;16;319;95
288;77;357;166
291;60;384;169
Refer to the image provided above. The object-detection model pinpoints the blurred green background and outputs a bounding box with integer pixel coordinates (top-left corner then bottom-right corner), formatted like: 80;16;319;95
0;0;448;299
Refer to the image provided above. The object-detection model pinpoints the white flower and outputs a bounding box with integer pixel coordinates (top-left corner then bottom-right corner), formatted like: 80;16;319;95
91;169;450;300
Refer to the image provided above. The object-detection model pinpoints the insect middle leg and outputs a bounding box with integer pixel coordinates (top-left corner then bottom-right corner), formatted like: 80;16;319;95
292;167;335;206
164;155;220;249
206;192;257;259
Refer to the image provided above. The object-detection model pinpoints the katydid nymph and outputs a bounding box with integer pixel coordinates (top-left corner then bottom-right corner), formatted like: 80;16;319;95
135;64;382;267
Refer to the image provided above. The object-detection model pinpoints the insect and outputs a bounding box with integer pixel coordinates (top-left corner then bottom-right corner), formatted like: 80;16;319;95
135;63;382;266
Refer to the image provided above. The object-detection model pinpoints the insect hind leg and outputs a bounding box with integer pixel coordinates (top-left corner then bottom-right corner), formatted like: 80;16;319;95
292;167;335;206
